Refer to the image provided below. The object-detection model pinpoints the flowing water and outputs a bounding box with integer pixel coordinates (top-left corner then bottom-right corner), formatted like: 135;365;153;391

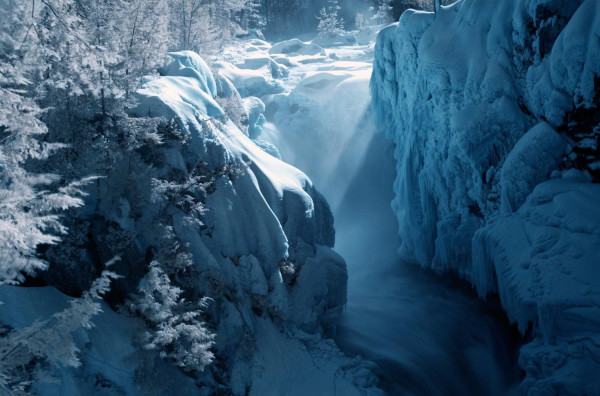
333;129;522;395
263;43;523;394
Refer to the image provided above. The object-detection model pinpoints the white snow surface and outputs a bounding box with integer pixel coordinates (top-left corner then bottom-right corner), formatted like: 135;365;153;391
371;0;600;393
218;35;377;211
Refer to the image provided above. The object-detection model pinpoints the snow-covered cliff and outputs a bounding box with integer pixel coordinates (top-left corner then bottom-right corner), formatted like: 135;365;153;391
0;51;376;395
371;0;600;393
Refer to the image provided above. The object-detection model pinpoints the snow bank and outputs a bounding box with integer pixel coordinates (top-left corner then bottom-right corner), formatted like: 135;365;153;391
214;60;285;97
371;0;600;392
269;38;326;56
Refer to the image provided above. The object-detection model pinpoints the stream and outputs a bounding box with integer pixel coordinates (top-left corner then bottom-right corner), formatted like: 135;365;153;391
259;41;523;394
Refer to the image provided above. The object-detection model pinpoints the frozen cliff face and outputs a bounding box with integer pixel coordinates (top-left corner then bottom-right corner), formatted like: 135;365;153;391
371;0;600;393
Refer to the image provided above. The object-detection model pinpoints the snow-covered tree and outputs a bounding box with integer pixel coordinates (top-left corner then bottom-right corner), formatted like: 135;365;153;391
0;0;95;286
168;0;246;54
317;0;345;37
0;263;119;393
374;0;393;24
131;262;214;373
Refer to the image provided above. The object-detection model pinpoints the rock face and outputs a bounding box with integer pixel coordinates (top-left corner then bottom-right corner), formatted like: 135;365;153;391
371;1;600;393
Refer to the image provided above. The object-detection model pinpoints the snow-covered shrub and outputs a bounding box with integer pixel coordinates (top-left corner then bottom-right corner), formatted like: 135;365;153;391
130;263;214;373
215;95;249;133
0;264;119;394
317;0;346;37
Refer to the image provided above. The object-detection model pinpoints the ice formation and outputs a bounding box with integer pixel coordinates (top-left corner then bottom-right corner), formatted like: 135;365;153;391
371;0;600;393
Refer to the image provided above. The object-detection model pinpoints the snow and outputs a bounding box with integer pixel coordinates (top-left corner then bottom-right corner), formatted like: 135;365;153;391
0;285;199;395
214;60;285;97
473;179;600;395
500;122;566;213
162;51;218;98
133;47;375;394
269;38;325;56
527;0;600;125
371;0;600;392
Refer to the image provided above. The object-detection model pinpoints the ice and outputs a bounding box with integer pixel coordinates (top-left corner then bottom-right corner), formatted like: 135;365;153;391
500;122;566;213
370;0;600;392
473;179;600;394
527;0;600;125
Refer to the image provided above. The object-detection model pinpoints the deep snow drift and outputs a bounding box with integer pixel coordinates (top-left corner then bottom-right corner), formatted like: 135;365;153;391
371;0;600;393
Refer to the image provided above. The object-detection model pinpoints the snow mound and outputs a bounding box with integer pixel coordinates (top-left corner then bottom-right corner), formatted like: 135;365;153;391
214;60;285;97
371;0;600;392
235;55;289;79
269;38;325;56
163;51;217;98
312;31;357;47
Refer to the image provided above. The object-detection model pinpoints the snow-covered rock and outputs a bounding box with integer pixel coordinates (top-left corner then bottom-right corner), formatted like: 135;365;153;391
0;50;375;394
134;51;365;393
473;179;600;395
371;0;600;392
214;60;285;97
235;55;289;78
243;96;266;139
312;31;357;48
500;122;566;213
269;38;326;56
